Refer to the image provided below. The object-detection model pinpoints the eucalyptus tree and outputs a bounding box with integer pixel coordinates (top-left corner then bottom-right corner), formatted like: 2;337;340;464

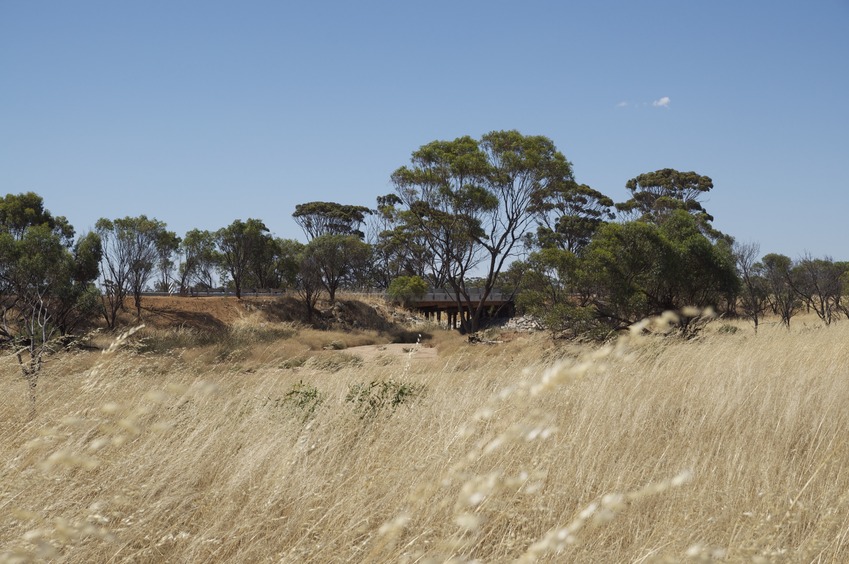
391;130;574;332
530;181;614;254
178;229;219;293
153;230;181;293
304;234;371;303
581;220;670;327
294;243;322;322
367;193;431;289
582;211;737;330
275;238;304;290
0;191;74;244
791;255;846;326
216;218;273;299
392;135;490;309
511;247;597;336
292;201;372;241
386;275;428;307
0;193;102;401
247;234;282;290
617;169;725;241
96;216;176;324
734;241;769;332
760;253;799;327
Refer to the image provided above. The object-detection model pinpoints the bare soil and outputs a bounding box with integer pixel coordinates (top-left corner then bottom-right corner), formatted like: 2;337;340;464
129;294;444;360
134;294;395;331
345;342;438;361
137;295;281;330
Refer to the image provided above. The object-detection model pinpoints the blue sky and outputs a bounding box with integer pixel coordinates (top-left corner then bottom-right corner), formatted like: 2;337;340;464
2;1;847;260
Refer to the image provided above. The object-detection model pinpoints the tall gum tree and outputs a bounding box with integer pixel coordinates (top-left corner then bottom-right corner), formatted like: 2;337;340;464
0;193;102;404
304;234;371;304
759;253;799;327
215;218;273;299
370;193;435;289
96;216;175;323
178;229;219;294
530;181;614;254
617;168;726;241
734;241;769;332
292;202;372;241
391;130;575;332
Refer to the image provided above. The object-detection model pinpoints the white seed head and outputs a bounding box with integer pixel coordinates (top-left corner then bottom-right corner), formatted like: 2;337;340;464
455;512;482;531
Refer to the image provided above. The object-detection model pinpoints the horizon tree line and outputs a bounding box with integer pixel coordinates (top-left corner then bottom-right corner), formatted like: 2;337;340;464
2;130;848;376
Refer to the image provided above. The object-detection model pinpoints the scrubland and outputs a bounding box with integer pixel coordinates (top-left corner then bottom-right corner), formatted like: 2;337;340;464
1;313;848;563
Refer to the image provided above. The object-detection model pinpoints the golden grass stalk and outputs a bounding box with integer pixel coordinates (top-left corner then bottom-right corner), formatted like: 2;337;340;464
1;314;848;562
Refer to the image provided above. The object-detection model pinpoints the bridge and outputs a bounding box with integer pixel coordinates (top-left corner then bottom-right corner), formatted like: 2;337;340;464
408;289;514;329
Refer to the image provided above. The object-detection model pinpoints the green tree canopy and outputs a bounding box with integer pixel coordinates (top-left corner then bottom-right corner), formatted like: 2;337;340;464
246;234;282;290
215;218;273;299
292;201;372;240
178;229;219;293
274;238;304;291
760;253;799;327
530;181;614;253
617;169;724;240
0;192;74;244
96;216;176;323
153;229;181;293
391;130;575;332
0;196;102;388
304;234;371;303
583;211;737;328
386;275;428;306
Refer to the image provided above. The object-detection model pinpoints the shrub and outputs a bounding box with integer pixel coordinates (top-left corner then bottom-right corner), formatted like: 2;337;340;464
535;303;609;341
281;355;308;369
229;323;299;344
134;324;297;354
133;327;221;354
306;352;363;372
281;381;324;421
345;379;427;419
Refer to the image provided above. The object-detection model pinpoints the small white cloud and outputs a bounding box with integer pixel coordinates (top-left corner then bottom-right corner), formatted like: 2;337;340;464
616;101;629;108
652;96;671;108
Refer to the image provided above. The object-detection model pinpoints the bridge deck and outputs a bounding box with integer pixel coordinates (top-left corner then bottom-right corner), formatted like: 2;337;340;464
407;290;514;330
410;290;509;306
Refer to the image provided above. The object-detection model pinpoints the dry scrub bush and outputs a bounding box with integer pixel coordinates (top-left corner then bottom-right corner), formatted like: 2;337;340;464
132;322;300;368
305;352;363;372
1;314;849;562
296;328;383;352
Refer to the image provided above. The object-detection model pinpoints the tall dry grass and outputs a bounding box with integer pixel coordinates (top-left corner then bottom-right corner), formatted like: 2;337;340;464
1;315;848;562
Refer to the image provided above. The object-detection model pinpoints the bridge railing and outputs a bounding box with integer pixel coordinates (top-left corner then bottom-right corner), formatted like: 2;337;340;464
416;290;507;303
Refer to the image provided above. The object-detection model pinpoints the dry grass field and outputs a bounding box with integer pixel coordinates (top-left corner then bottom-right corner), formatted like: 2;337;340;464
1;300;848;563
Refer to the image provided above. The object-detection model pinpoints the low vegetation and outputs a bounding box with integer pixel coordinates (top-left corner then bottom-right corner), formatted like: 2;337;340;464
345;378;427;419
2;311;848;562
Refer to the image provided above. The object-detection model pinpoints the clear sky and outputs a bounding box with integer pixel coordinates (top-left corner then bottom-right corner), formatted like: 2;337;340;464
2;1;847;260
